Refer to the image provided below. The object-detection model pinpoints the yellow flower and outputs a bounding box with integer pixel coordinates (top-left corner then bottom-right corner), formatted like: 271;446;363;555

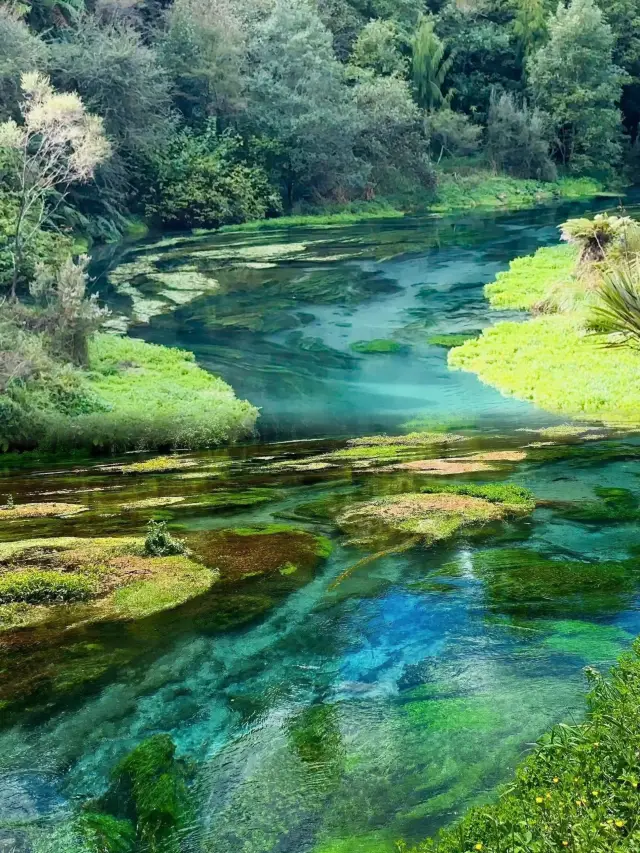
615;820;626;828
553;777;559;783
546;793;551;799
474;845;483;851
592;790;599;796
593;742;600;748
562;842;569;847
536;796;544;804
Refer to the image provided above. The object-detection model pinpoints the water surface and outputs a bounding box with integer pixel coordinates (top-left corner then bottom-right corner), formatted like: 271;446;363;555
3;199;640;853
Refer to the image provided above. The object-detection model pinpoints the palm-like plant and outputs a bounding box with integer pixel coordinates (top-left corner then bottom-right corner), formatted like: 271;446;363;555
560;213;639;264
592;259;640;347
411;16;452;112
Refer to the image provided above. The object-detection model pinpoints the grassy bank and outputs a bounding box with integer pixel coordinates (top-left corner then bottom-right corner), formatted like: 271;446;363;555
216;174;609;233
2;334;258;453
412;641;640;853
432;173;608;215
449;242;640;425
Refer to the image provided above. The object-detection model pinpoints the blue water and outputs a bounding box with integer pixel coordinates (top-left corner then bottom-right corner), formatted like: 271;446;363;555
2;199;640;853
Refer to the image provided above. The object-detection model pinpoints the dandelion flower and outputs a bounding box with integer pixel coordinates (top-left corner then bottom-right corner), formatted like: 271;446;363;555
536;796;544;804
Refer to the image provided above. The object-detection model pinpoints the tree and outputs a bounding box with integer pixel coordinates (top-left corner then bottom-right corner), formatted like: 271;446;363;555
435;5;522;120
49;17;172;160
246;0;361;206
0;72;110;298
0;7;47;122
411;16;452;111
486;90;555;179
426;108;482;160
353;72;435;193
161;0;247;124
512;0;548;60
349;19;407;77
594;0;640;142
142;124;281;228
528;0;627;175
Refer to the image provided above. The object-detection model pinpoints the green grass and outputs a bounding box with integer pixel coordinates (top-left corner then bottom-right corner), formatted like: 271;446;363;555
485;244;578;311
449;313;640;425
410;640;640;853
431;173;607;215
2;334;258;453
217;205;404;233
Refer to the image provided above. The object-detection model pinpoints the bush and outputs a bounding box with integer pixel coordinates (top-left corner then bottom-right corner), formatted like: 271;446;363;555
144;521;187;558
486;90;556;180
142;124;281;229
0;570;95;604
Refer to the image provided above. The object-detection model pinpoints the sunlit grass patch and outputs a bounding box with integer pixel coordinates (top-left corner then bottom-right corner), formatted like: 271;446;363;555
449;314;640;425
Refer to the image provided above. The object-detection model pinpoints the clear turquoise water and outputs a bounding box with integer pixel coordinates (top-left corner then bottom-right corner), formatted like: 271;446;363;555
2;199;640;853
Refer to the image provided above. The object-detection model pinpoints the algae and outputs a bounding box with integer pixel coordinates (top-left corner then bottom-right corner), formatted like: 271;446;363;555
349;339;408;354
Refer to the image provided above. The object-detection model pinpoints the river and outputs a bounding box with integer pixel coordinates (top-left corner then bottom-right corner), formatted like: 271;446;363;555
2;198;640;853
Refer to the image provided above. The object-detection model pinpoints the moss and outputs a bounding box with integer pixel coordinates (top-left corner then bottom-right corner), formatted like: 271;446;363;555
288;704;345;765
0;570;95;604
349;339;408;354
101;735;191;853
102;455;199;474
0;536;216;630
403;696;501;731
193;525;332;581
121;496;186;510
347;432;466;447
77;812;135;853
427;333;479;348
421;482;536;511
0;501;87;519
541;620;632;661
337;492;529;549
484;244;577;311
466;548;640;618
554;486;640;524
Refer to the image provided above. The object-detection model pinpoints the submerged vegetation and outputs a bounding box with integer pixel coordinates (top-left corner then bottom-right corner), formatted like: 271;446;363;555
414;642;640;853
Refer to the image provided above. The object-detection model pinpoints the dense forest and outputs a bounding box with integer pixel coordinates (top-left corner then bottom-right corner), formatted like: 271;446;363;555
0;0;639;244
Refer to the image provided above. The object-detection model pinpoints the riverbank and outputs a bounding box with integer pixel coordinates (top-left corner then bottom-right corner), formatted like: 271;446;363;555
449;240;640;425
1;334;258;454
413;641;640;853
218;173;609;233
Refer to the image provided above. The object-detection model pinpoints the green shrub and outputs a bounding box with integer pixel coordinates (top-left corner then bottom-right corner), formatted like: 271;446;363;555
144;521;187;557
142;123;281;229
410;640;640;852
0;570;95;604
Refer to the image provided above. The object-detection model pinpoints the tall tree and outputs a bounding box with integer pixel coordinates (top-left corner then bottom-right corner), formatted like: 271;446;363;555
411;16;452;111
512;0;548;61
246;0;360;206
161;0;247;124
349;19;407;77
528;0;626;174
